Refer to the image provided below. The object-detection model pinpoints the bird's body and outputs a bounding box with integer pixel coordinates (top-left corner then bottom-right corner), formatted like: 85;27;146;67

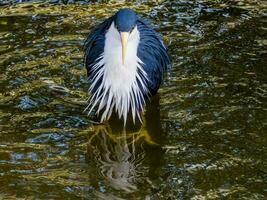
84;8;170;124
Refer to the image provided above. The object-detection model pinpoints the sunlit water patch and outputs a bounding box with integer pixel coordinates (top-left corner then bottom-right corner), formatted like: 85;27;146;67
0;0;266;199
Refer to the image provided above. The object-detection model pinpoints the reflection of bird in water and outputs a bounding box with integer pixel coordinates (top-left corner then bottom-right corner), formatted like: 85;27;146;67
89;127;146;193
87;95;164;198
84;8;170;124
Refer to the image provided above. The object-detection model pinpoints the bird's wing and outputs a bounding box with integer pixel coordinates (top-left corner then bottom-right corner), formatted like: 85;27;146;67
136;18;171;95
84;17;114;76
137;17;169;50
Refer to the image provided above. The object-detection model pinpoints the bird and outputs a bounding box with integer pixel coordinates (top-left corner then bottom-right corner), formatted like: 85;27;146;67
84;8;170;124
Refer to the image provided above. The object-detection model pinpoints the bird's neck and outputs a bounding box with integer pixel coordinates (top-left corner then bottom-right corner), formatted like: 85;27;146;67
89;22;148;123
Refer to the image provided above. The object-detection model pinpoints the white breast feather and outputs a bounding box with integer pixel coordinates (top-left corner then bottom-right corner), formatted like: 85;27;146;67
85;22;148;124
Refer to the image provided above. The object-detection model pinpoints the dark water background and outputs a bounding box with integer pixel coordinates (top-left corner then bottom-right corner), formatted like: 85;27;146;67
0;0;266;199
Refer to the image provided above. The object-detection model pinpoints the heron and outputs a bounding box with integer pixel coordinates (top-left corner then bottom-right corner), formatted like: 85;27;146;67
84;8;170;124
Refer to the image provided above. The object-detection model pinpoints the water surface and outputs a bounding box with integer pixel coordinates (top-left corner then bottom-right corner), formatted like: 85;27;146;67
0;0;266;199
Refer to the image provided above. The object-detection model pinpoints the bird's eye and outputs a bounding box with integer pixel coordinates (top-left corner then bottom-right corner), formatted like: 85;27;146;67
130;26;135;33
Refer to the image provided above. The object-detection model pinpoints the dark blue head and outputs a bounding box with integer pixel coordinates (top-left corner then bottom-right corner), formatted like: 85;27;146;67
114;8;137;32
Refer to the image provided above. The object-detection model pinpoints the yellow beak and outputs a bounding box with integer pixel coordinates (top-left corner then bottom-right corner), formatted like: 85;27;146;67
120;32;129;65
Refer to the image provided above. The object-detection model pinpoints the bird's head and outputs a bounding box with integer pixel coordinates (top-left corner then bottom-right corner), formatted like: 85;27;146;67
114;8;137;65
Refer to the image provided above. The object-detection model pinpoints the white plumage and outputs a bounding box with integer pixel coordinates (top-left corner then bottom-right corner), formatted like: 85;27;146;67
85;22;148;124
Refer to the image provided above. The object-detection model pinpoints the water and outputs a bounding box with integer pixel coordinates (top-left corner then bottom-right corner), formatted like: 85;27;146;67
0;0;266;199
